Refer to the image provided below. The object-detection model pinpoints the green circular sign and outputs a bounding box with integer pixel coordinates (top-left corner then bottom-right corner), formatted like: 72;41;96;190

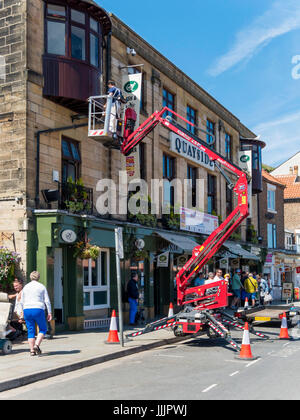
240;155;250;163
124;81;139;93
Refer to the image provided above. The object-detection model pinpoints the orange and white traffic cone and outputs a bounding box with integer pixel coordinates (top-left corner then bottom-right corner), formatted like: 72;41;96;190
236;322;257;361
168;302;174;318
244;297;249;309
106;310;120;345
279;312;290;340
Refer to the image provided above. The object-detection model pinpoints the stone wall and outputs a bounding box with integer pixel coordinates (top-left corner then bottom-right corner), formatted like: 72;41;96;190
0;0;27;276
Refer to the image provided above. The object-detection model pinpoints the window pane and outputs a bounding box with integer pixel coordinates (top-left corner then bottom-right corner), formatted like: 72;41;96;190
101;252;107;286
71;26;86;60
90;17;99;32
47;21;65;55
62;140;72;158
94;291;107;306
70;142;80;161
90;33;99;67
91;259;98;287
71;9;85;24
83;260;89;286
84;292;90;307
47;4;66;17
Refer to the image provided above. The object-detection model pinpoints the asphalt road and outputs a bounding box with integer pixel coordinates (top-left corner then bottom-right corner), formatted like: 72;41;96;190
1;324;300;401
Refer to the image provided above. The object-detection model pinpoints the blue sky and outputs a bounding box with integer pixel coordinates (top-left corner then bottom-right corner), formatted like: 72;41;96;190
98;0;300;168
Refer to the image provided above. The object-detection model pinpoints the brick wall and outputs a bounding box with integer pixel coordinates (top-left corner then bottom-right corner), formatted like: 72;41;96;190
284;201;300;232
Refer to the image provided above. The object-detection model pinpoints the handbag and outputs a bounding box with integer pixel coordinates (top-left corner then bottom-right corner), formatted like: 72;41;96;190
264;293;273;303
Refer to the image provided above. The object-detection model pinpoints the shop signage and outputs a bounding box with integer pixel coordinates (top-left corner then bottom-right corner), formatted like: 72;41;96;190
265;253;274;264
180;207;219;236
157;252;169;267
220;258;229;269
121;72;142;180
61;229;77;244
238;151;252;218
282;283;293;300
169;133;215;170
177;255;188;267
231;259;240;268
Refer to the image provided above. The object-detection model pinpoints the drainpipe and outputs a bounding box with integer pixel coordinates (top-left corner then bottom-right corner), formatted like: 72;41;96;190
35;123;88;209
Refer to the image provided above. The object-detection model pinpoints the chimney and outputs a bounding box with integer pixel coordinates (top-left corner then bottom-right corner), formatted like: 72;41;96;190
293;166;299;176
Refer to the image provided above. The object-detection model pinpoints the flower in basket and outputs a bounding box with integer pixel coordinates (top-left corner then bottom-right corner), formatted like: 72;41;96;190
0;247;20;292
73;239;100;260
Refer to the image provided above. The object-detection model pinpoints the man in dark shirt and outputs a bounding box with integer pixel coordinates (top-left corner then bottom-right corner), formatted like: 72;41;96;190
127;272;139;326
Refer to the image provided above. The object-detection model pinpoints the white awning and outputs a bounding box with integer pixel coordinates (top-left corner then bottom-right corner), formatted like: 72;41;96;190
156;231;200;253
224;241;260;261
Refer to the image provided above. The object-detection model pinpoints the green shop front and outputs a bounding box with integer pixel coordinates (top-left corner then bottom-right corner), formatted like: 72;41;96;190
31;210;202;331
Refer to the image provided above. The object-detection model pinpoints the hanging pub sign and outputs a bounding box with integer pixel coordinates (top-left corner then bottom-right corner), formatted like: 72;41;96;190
157;252;169;267
121;72;142;180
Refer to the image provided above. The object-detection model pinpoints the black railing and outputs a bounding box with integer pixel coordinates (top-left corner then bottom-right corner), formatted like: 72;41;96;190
59;182;93;215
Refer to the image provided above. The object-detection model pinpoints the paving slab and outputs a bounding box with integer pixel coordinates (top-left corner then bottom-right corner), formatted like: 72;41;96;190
0;327;188;392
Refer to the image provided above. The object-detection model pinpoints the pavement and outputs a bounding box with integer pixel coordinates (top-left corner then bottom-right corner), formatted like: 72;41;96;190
1;301;298;394
0;325;189;393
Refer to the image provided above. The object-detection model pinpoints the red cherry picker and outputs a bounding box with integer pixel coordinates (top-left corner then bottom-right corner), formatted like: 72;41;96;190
88;98;270;350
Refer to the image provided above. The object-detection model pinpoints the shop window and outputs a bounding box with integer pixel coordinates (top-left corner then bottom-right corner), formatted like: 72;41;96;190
83;249;110;310
62;137;81;183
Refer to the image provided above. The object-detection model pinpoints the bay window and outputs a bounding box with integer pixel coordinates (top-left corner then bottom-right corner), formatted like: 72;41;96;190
45;2;102;68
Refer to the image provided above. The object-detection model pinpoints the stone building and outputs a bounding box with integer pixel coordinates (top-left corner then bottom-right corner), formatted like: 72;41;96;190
0;0;263;330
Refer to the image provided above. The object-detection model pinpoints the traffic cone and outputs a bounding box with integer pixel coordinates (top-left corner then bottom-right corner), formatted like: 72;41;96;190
106;310;120;344
244;297;249;309
168;302;174;318
279;312;290;340
236;322;257;361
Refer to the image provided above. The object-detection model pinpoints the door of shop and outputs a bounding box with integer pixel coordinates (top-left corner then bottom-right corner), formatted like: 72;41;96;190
54;248;64;324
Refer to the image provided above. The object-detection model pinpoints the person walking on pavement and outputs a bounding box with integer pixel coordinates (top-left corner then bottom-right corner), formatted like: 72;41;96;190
127;272;139;326
244;273;258;307
20;271;52;356
230;270;244;309
214;269;224;282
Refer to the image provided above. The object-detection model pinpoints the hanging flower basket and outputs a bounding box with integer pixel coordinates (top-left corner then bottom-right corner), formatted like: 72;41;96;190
73;239;101;261
0;248;20;293
133;249;149;262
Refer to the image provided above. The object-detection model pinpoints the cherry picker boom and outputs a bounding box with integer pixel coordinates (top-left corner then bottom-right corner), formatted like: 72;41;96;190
88;100;257;351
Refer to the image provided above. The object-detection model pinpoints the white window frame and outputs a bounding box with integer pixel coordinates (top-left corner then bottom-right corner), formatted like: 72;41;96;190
267;224;277;249
83;248;110;310
267;184;277;213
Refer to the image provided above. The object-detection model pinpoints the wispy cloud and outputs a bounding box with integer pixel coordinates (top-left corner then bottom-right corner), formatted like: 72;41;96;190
252;110;300;166
208;0;300;76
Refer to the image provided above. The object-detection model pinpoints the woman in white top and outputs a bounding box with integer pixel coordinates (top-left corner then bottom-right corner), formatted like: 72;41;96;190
20;271;52;356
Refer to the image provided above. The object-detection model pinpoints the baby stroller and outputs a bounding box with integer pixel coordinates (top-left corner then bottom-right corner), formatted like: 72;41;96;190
0;292;13;355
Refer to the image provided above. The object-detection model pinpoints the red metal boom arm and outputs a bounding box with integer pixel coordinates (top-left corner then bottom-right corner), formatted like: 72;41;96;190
121;108;249;307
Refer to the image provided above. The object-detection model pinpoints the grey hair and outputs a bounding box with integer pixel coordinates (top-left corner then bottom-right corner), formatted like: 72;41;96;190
30;271;40;281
